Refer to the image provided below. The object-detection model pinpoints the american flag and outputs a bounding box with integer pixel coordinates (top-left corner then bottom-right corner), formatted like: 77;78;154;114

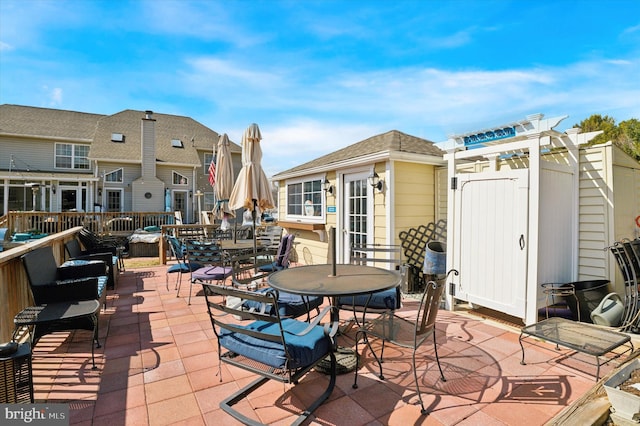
208;160;216;186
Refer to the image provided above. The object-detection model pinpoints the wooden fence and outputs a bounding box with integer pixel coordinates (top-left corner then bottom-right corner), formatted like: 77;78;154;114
3;211;176;237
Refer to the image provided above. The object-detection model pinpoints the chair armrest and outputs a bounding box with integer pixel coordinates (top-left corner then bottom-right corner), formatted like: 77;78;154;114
58;261;107;280
32;277;99;304
284;305;338;339
83;246;118;256
71;252;113;267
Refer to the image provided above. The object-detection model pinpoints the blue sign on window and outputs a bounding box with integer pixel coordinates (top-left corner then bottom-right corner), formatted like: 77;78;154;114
327;206;336;213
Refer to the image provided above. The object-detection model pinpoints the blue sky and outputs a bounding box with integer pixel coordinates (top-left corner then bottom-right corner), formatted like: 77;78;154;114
1;0;639;177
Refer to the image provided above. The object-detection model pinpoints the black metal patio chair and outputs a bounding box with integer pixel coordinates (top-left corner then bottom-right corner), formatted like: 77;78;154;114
352;269;458;415
202;283;337;426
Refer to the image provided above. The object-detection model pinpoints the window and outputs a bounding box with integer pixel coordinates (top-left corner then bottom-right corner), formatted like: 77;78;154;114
286;177;324;222
173;171;188;185
55;143;90;170
203;192;215;211
111;133;124;142
106;189;122;212
171;139;183;148
104;168;123;183
204;153;215;174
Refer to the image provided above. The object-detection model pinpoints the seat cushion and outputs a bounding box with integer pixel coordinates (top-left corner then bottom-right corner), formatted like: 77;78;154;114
257;262;284;273
218;318;330;370
243;288;323;318
338;287;400;310
168;262;202;273
192;266;232;281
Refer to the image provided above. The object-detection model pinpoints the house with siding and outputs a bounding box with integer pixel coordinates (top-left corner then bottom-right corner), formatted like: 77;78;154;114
271;130;447;266
273;114;639;325
0;105;242;222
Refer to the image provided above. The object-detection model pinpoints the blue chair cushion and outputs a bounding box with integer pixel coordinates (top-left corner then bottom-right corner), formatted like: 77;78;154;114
337;288;400;310
60;259;108;298
96;276;108;298
168;262;202;273
192;266;233;281
218;318;330;370
243;288;323;319
258;262;284;273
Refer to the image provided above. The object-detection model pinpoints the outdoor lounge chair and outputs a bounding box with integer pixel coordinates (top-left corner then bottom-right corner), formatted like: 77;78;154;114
78;227;125;271
202;283;337;426
65;238;118;290
19;246;109;360
353;270;457;415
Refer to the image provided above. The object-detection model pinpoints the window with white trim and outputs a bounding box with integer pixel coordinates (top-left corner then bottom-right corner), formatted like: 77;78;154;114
106;189;122;212
204;153;215;174
104;168;123;183
55;143;90;170
173;171;188;185
203;192;215;211
285;177;324;222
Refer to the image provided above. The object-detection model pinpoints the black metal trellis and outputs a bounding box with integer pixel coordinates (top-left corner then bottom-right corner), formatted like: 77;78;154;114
608;238;640;332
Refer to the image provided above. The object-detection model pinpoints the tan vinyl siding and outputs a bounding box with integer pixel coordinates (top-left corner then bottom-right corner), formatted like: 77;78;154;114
436;167;448;222
393;162;435;245
577;145;610;282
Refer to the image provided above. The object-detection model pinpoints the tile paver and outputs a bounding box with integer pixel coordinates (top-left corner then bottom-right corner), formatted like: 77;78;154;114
24;263;633;425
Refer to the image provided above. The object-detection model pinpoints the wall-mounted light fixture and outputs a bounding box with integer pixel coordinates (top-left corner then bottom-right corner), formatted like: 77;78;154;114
98;187;102;197
368;172;384;192
189;190;193;198
51;184;56;194
322;178;334;195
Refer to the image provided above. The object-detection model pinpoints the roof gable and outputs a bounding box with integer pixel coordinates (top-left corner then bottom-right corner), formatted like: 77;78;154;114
89;110;238;165
274;130;443;176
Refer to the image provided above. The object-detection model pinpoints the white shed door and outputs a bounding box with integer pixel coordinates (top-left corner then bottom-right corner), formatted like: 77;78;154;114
454;169;529;318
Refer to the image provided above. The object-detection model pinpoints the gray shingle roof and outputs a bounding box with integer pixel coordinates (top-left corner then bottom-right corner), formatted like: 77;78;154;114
0;105;241;166
0;104;103;140
274;130;443;176
90;110;240;165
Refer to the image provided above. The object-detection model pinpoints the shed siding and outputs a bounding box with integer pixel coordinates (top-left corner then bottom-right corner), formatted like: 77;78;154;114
393;162;435;244
578;146;609;282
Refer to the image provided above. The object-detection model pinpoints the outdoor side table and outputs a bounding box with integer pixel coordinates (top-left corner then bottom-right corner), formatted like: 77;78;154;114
13;300;101;369
0;342;34;403
541;282;579;321
519;317;634;380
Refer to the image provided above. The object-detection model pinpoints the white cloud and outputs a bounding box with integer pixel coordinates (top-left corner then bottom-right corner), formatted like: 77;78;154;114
44;86;63;106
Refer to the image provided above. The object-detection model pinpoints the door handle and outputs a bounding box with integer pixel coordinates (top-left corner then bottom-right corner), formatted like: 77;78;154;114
519;234;525;250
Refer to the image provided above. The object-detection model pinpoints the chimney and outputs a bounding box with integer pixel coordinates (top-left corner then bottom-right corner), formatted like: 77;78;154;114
141;110;156;179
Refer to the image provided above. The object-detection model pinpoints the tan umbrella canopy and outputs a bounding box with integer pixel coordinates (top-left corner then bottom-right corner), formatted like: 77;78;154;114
229;123;274;214
213;133;235;229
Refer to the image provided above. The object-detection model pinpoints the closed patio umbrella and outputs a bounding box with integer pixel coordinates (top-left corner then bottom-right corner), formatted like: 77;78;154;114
229;123;275;263
213;133;235;230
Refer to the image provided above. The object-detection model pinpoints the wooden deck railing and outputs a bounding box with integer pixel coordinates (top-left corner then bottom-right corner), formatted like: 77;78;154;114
4;211;176;236
0;227;81;343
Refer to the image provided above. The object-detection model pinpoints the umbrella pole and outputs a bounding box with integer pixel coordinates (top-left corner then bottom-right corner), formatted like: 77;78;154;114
252;199;258;274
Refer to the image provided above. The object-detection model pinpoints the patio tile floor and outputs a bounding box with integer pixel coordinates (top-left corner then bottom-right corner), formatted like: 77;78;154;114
25;264;635;425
